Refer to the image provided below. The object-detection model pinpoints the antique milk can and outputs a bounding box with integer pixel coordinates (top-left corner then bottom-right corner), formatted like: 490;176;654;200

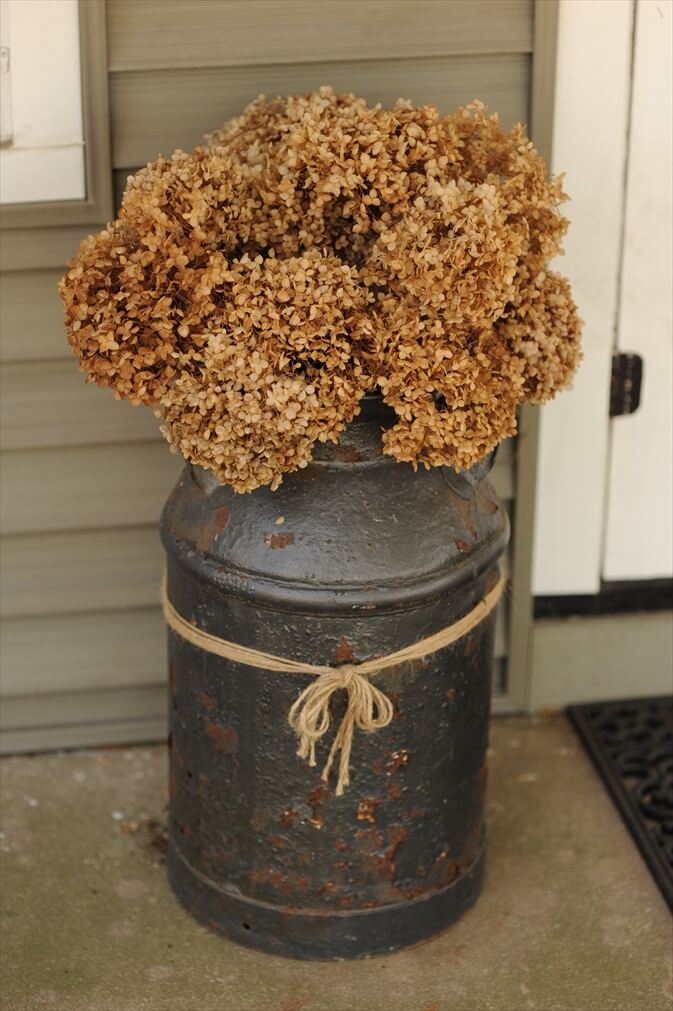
161;394;508;959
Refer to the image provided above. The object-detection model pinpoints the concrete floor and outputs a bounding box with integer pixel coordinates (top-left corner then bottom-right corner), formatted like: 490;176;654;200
1;716;671;1011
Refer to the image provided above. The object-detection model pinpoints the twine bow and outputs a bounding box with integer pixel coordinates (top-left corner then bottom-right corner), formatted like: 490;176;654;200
288;664;394;796
162;567;505;794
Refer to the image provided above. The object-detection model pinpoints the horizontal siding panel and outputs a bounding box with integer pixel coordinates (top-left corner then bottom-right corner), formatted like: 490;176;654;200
1;607;166;695
0;270;71;362
1;526;162;618
0;717;166;755
0;360;159;450
0;226;99;273
110;53;530;168
1;684;167;732
0;442;182;536
108;1;533;73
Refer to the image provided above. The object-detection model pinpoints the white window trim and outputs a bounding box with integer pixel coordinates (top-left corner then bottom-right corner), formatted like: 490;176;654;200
0;0;85;205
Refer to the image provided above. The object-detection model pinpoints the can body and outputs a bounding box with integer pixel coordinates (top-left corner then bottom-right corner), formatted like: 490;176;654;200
161;396;509;959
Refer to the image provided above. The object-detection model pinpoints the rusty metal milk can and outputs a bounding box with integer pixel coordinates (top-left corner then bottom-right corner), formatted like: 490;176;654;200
161;394;508;959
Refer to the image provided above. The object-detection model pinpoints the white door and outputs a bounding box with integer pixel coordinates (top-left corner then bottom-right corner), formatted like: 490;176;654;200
602;0;673;582
533;0;673;596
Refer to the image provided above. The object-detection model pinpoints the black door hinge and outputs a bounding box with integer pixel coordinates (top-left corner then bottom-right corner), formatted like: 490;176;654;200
610;352;643;417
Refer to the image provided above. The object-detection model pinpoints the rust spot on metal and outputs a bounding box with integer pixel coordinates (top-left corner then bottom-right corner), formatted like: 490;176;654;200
410;805;429;818
195;525;212;552
452;495;478;540
420;814;483;897
268;834;285;849
250;811;267;832
414;656;431;670
332;443;362;463
454;538;471;553
280;807;297;829
206;722;238;764
246;861;289;893
265;532;295;549
308;785;327;830
249;865;310;897
446;687;456;700
214;505;230;530
318;880;337;897
386;781;401;801
357;798;380;823
464;632;478;658
387;824;409;861
337;895;353;908
198;690;214;711
334;837;347;852
195;508;230;552
388;691;402;720
334;859;348;872
335;637;356;663
373;824;409;883
386;749;410;773
354;827;384;853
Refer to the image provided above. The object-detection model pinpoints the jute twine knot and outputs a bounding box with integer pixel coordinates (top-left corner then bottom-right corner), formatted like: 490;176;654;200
162;567;505;795
288;664;394;796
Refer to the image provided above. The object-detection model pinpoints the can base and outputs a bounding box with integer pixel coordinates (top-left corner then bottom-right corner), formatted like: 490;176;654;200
167;840;485;961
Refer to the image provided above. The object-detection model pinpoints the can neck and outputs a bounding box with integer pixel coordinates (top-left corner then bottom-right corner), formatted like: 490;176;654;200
311;392;397;466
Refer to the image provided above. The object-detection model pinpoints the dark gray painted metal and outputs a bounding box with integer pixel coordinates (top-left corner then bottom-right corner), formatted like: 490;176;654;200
161;394;509;959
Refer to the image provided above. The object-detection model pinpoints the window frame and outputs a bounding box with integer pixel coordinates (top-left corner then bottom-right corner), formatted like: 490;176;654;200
0;0;113;230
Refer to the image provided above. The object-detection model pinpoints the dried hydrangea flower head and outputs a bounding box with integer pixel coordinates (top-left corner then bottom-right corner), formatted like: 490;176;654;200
60;88;582;492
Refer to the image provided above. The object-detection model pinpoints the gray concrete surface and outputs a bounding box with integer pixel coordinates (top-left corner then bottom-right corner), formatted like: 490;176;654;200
1;716;671;1011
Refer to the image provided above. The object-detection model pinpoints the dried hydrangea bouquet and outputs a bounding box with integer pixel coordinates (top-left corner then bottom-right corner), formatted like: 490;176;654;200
60;89;582;959
60;88;581;490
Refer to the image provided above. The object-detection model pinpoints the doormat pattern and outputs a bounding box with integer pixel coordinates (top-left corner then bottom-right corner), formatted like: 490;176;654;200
567;697;673;911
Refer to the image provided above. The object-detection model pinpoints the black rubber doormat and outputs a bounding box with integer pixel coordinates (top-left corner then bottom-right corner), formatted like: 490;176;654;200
567;697;673;911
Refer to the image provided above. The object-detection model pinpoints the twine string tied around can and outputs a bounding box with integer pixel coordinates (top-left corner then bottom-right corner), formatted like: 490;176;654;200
161;568;505;795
